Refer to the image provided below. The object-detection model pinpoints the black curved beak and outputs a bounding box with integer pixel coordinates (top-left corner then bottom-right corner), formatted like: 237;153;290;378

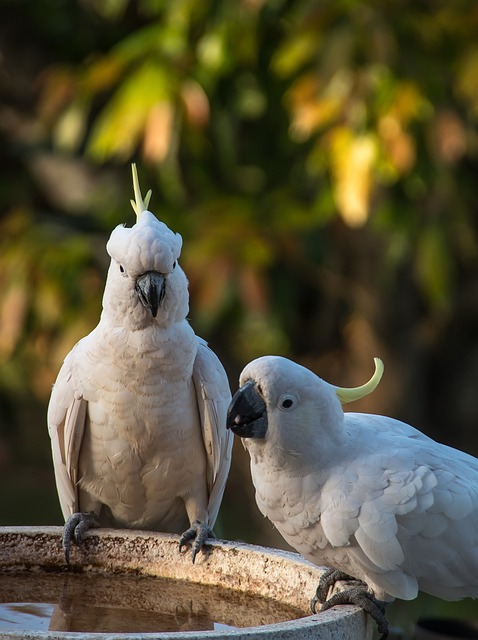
135;271;165;318
226;380;268;439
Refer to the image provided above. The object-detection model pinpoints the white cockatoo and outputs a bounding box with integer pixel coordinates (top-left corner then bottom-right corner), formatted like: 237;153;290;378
48;165;233;563
227;355;478;638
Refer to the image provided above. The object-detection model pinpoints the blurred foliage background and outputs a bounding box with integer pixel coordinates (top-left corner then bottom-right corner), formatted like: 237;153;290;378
1;0;478;633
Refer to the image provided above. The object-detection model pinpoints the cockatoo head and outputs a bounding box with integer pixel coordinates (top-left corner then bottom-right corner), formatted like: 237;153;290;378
227;356;383;453
102;165;188;328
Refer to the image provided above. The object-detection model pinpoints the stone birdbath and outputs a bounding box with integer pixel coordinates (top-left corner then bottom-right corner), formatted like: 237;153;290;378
0;526;371;639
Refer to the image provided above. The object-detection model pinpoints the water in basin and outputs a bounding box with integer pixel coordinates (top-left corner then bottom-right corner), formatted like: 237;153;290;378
0;570;305;633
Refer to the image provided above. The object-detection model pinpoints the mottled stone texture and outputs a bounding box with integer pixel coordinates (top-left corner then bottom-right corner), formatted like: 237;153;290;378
0;526;371;639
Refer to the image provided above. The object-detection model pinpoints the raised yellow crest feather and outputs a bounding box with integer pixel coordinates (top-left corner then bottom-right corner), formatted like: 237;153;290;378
335;357;384;404
130;163;152;221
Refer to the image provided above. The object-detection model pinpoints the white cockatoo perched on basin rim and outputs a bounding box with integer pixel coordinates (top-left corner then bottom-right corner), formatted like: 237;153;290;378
227;355;478;639
48;164;233;563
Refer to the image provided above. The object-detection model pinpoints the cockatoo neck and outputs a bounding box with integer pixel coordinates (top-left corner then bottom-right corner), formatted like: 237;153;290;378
244;405;346;474
98;316;196;357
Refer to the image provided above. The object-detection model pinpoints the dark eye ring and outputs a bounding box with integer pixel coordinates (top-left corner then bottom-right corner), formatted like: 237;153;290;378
279;394;295;411
119;265;125;273
172;261;177;270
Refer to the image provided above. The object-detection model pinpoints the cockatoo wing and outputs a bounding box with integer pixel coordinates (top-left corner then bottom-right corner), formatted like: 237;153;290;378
192;337;233;527
47;345;87;520
318;413;478;600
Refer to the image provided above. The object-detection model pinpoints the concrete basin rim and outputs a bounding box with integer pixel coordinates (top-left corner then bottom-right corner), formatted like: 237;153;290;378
0;526;367;640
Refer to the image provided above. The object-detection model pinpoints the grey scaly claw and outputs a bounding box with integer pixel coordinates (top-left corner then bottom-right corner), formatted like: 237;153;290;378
62;511;100;563
310;569;389;640
311;568;367;608
178;520;215;563
320;588;388;639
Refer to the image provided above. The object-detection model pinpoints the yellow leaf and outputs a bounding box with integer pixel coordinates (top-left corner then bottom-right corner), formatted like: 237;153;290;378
390;81;424;123
330;128;377;227
289;96;341;141
53;99;88;152
456;47;478;117
286;71;351;141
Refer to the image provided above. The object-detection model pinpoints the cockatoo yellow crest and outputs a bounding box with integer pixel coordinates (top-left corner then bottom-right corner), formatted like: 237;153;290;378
130;163;152;220
335;357;384;404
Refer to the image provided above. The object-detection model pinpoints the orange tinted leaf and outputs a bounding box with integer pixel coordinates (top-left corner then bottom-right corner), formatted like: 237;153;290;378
143;102;175;163
0;285;28;359
180;79;210;127
82;55;125;94
38;66;76;123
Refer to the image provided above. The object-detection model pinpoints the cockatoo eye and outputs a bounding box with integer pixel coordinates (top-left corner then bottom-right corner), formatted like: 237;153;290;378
172;261;177;270
119;264;127;277
278;394;296;411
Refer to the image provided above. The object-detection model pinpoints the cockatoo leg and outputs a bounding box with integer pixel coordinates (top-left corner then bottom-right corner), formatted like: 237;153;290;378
178;520;216;563
62;511;100;563
310;568;389;640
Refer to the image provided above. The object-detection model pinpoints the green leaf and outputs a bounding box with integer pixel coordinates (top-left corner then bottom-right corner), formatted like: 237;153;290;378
86;61;175;161
271;30;319;78
416;226;453;308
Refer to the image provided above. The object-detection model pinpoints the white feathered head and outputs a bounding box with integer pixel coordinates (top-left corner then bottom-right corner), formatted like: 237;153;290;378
102;165;188;327
227;356;383;452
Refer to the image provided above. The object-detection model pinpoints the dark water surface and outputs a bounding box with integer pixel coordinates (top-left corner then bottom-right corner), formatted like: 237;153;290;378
0;571;305;633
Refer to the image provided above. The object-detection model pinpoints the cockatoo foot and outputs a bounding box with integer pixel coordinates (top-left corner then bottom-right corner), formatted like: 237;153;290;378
312;568;366;605
178;520;216;563
63;511;100;563
310;568;389;640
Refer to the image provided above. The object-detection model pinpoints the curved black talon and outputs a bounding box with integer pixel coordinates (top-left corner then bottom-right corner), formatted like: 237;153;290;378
310;568;389;640
320;588;388;639
63;511;100;563
312;568;365;608
178;520;215;563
